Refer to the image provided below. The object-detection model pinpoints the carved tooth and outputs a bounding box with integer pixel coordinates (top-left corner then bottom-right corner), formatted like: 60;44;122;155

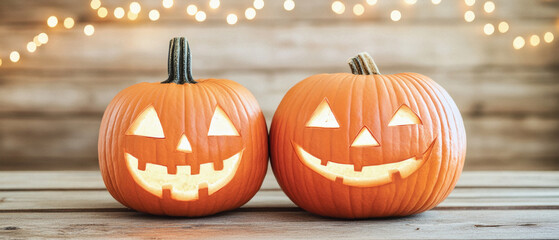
145;163;168;175
176;165;192;175
199;162;214;175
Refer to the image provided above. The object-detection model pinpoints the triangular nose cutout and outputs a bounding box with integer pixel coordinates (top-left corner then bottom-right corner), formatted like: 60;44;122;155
351;127;380;147
177;134;192;153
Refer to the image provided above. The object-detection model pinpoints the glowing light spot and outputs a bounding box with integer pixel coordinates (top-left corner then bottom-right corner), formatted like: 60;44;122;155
366;0;377;5
484;23;495;35
47;16;58;28
464;11;475;22
10;51;20;63
353;4;365;16
114;7;125;19
27;42;36;53
90;0;101;10
465;0;475;6
97;7;108;18
405;0;417;5
63;17;75;29
127;11;138;20
186;5;198;16
0;59;2;67
245;8;256;20
530;35;540;46
84;24;95;36
332;1;345;14
484;1;495;13
497;21;509;33
253;0;264;9
513;36;525;50
209;0;220;9
283;0;295;11
227;13;238;25
162;0;173;8
33;36;42;47
544;32;554;43
149;10;160;21
195;11;206;22
38;33;49;44
432;0;442;5
391;10;401;21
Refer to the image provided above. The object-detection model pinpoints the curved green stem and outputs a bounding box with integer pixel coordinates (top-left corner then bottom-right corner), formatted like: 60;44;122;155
162;37;197;84
348;52;381;75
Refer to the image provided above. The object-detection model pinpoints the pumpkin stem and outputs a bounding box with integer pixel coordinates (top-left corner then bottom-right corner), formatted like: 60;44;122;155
348;52;381;75
162;37;197;84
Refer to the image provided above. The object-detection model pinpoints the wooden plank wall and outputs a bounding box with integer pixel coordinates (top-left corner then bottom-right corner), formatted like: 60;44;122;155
0;0;557;170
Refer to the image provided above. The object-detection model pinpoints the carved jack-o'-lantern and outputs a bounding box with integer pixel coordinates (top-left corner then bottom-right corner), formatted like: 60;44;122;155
98;37;268;216
270;53;466;218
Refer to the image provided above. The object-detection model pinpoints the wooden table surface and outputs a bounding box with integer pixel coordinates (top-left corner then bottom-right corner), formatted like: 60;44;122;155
1;171;558;239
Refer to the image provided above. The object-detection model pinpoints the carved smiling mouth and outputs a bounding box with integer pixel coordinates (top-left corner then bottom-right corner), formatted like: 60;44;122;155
293;140;435;187
125;149;243;201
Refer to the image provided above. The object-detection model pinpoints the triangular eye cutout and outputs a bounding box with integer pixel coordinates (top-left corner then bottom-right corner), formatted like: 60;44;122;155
126;105;165;138
208;106;239;136
176;134;192;153
351;127;380;147
306;98;340;128
388;104;422;126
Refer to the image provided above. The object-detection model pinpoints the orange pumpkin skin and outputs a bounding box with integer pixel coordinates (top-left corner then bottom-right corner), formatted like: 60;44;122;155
98;38;268;216
270;54;466;218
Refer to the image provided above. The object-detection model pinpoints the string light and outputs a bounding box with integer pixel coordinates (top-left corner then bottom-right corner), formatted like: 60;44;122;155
38;33;48;44
432;0;442;5
27;42;37;53
366;0;377;5
0;59;2;67
195;11;207;22
245;8;256;20
513;36;525;49
227;13;238;25
544;32;554;43
47;16;58;28
465;0;475;6
391;10;401;21
210;0;220;9
63;17;75;29
484;1;495;13
464;11;475;22
114;7;125;19
127;11;138;20
84;25;95;36
530;35;540;46
90;0;101;10
149;10;160;21
162;0;173;9
130;2;141;14
187;5;198;16
97;7;108;18
353;4;364;16
405;0;417;5
498;21;509;33
483;23;494;35
283;0;295;11
253;0;264;10
10;51;20;63
332;1;345;14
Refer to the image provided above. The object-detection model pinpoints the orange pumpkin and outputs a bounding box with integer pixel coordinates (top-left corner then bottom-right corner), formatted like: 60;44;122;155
98;37;268;216
270;53;466;218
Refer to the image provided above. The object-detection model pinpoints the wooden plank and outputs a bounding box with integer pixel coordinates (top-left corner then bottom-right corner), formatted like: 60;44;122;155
0;210;557;239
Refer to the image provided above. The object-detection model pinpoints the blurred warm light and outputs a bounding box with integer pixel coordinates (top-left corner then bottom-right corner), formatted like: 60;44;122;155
33;36;42;47
284;0;295;11
405;0;417;5
544;32;554;43
64;17;75;29
332;1;345;14
114;7;125;19
10;51;20;63
97;7;108;18
530;35;540;46
149;10;160;21
366;0;377;5
254;0;264;10
130;2;141;14
209;0;220;9
464;11;475;22
483;23;495;35
465;0;475;6
498;21;509;33
484;1;495;13
38;33;49;44
27;42;37;53
391;10;401;21
127;11;138;20
47;16;58;28
245;8;256;20
195;11;206;22
162;0;173;9
90;0;101;10
227;14;238;25
0;59;2;67
513;36;525;49
84;25;95;36
432;0;442;5
353;4;365;16
187;5;198;16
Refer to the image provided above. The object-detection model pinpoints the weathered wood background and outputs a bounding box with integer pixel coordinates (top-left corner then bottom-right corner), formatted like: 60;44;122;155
0;0;557;170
